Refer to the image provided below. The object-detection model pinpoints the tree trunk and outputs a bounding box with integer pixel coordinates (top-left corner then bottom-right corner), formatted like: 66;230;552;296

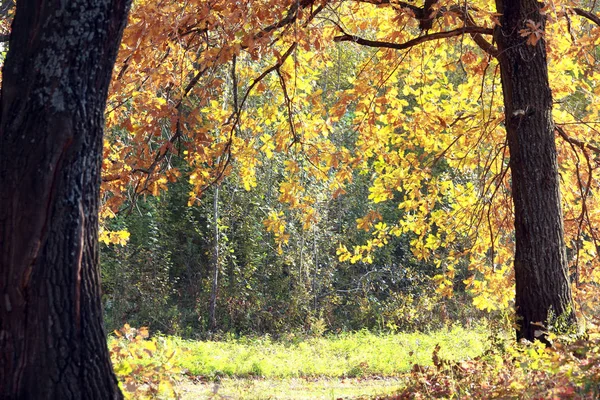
0;1;131;398
494;0;576;342
209;185;220;332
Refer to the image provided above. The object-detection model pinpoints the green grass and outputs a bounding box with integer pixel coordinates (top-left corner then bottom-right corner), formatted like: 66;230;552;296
173;324;490;380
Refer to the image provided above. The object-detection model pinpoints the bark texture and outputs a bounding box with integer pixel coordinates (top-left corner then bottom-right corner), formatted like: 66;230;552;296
494;0;576;342
0;1;131;398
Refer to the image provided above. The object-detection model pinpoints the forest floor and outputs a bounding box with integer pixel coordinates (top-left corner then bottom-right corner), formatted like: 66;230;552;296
111;322;600;399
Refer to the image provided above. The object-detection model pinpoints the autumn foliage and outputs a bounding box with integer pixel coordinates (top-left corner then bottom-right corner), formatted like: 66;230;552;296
96;0;600;321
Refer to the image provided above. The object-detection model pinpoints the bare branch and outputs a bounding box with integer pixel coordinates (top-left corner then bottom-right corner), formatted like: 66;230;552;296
226;42;298;128
558;124;600;281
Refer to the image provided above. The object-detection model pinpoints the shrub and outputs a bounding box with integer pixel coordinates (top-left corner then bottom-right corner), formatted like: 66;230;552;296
109;325;183;399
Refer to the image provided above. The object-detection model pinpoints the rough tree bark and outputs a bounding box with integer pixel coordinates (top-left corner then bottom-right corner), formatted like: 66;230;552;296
0;1;131;398
494;0;577;342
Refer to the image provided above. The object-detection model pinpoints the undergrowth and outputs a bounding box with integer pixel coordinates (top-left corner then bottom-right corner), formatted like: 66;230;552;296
387;331;600;399
109;325;183;399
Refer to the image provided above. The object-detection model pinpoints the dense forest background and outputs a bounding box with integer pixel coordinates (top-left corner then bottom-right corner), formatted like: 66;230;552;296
100;161;481;336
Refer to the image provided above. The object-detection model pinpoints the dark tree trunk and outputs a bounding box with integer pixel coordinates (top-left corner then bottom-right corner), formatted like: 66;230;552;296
494;0;576;342
0;1;131;398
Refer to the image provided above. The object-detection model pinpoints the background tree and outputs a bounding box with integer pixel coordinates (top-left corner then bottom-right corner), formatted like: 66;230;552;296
494;0;576;342
0;1;131;398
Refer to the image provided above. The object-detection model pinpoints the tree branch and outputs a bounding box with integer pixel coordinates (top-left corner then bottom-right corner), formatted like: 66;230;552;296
333;26;493;50
353;0;498;56
456;7;498;57
556;125;600;155
573;7;600;27
207;42;298;197
262;0;317;35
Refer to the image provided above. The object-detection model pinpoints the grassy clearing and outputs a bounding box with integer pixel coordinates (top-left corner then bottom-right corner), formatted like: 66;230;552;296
110;324;491;399
173;324;490;379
